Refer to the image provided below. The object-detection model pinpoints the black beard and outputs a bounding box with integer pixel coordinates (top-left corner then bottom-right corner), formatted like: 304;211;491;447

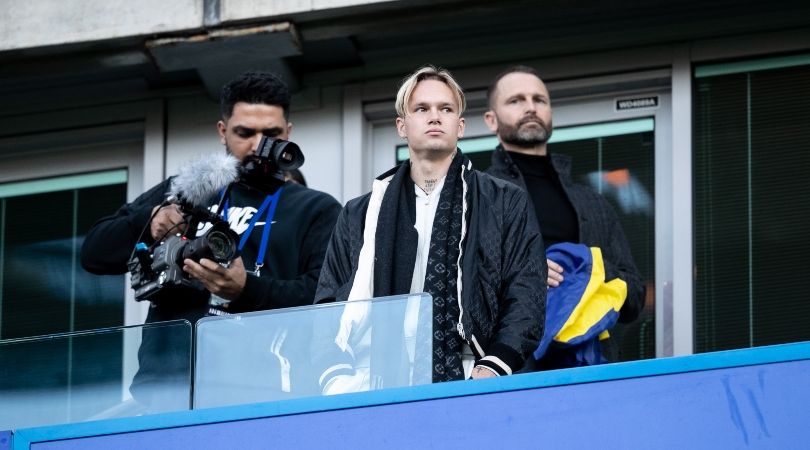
498;116;553;149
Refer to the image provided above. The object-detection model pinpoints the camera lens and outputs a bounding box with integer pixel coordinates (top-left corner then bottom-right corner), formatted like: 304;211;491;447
182;222;239;263
206;230;236;261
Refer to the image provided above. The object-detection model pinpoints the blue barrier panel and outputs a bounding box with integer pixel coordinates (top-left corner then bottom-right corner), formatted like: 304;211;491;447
0;431;10;450
11;341;810;449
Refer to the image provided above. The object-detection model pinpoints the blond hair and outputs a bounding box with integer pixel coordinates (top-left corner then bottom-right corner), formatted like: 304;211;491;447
395;65;466;118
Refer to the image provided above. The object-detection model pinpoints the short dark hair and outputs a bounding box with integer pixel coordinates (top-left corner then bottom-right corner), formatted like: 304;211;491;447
220;71;291;120
486;65;542;108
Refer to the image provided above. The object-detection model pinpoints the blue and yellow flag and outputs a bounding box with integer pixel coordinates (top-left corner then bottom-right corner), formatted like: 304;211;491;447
533;243;627;366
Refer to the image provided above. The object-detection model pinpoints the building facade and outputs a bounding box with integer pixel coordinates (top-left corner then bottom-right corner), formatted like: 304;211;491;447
1;0;809;372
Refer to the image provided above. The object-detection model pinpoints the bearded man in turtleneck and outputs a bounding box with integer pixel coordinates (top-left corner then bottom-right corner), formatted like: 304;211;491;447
484;65;645;369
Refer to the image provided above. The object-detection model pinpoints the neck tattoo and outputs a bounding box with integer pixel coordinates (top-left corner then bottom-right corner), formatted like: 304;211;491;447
422;178;438;195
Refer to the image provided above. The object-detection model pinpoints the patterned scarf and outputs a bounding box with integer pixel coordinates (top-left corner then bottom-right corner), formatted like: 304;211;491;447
373;151;467;382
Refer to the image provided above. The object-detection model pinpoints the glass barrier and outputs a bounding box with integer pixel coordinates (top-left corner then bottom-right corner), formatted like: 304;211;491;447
0;320;192;430
194;294;433;409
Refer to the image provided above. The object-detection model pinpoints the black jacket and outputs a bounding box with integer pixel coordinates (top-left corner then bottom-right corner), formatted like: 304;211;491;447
81;178;342;324
81;176;341;408
487;146;645;323
315;163;546;375
487;148;645;345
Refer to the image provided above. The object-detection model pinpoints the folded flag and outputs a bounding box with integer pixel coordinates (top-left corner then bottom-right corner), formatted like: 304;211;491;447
533;242;627;366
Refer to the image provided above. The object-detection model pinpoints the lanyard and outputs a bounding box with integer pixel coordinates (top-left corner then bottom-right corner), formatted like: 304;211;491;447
222;187;284;276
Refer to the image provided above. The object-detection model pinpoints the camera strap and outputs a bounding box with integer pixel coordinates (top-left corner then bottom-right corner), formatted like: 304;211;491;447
224;187;284;277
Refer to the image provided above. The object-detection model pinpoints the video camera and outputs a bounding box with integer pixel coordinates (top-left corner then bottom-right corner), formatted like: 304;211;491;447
241;135;305;190
127;137;305;302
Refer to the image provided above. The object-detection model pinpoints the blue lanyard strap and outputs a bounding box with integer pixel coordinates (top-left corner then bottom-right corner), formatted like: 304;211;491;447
218;186;230;222
221;198;230;222
236;187;284;270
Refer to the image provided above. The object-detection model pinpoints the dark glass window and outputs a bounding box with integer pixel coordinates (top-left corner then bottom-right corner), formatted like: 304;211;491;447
694;58;810;352
1;178;127;339
0;171;127;407
550;130;655;362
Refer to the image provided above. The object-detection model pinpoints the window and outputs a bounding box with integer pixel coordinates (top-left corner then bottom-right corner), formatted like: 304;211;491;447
694;54;810;352
0;170;128;339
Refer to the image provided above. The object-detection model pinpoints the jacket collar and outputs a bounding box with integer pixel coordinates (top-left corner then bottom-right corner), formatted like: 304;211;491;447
490;144;572;182
377;162;404;182
382;149;473;182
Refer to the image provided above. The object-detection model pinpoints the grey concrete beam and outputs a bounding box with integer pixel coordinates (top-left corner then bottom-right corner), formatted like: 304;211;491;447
146;23;301;71
146;22;302;98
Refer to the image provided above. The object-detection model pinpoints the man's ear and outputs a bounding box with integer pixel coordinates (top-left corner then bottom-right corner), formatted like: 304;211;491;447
217;120;227;145
483;110;498;133
396;117;407;139
286;122;293;139
457;117;466;139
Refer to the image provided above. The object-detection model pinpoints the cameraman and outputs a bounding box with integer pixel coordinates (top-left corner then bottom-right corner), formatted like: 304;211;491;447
81;71;341;410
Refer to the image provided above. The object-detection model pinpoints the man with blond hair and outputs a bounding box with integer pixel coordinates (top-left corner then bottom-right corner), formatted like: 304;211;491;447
316;66;546;384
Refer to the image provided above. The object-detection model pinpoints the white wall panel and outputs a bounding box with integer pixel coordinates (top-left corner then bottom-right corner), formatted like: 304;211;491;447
289;86;344;201
220;0;395;22
166;95;221;177
164;90;344;202
1;0;203;52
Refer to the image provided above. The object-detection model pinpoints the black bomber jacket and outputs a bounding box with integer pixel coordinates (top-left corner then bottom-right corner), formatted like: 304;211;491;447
315;162;547;376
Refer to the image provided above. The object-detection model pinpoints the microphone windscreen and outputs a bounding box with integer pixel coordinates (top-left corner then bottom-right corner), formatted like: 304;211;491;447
168;153;240;208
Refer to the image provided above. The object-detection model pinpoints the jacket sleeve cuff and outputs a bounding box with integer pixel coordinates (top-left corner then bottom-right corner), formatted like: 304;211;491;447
477;342;525;375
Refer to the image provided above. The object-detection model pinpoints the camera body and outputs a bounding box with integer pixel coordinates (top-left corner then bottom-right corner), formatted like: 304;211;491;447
240;136;304;190
129;221;238;301
127;137;304;302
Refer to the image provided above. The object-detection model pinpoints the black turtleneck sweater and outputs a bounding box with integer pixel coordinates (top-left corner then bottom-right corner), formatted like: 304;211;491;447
508;151;579;249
